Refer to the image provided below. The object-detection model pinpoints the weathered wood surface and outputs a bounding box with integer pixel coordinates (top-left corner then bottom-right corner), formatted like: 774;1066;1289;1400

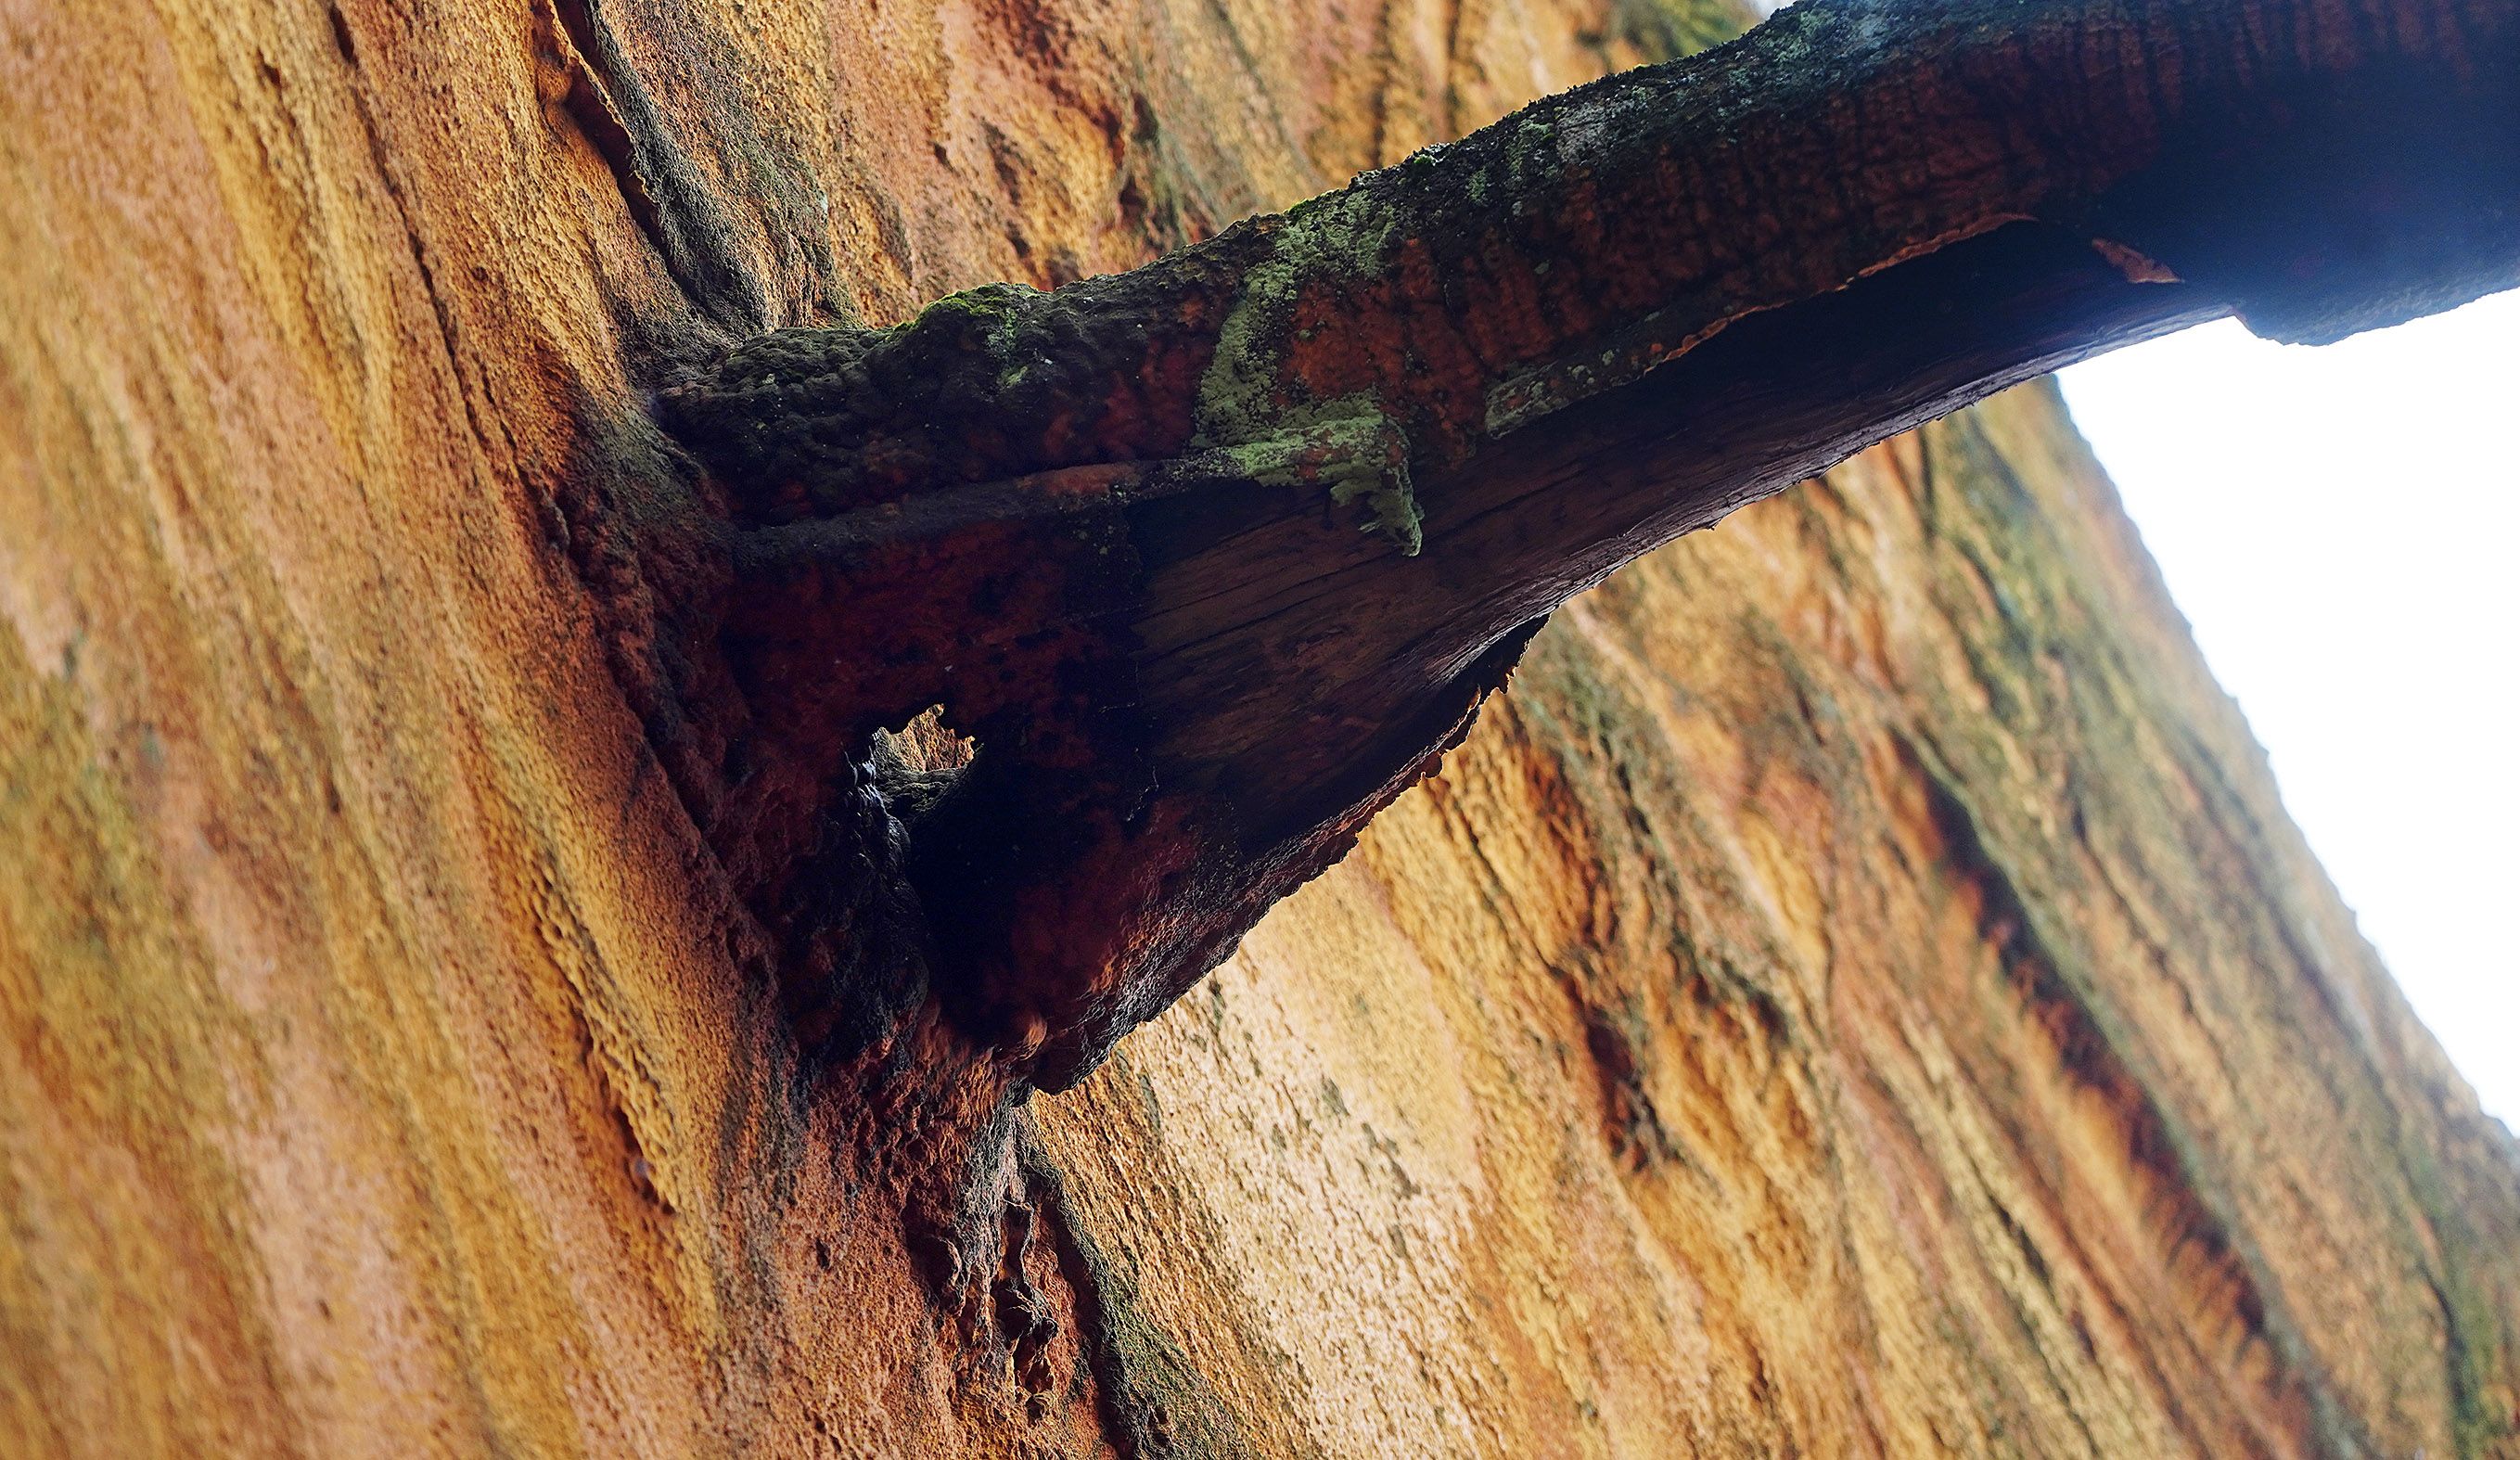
1035;386;2520;1455
658;0;2519;1091
0;0;2513;1456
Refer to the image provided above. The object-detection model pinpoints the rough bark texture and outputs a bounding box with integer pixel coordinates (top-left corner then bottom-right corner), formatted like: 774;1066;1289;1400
0;2;2514;1459
658;0;2520;1089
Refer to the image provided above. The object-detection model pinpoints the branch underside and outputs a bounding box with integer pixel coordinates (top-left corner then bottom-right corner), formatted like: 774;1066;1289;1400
656;0;2519;1088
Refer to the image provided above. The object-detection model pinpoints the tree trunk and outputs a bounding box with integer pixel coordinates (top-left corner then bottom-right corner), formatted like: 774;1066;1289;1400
0;2;2513;1458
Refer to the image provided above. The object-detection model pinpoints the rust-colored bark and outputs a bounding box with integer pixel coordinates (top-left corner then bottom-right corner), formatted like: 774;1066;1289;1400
660;0;2520;1087
4;0;2517;1453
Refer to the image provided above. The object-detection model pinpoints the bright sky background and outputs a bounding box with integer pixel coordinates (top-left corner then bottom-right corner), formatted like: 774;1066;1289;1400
2057;290;2519;1127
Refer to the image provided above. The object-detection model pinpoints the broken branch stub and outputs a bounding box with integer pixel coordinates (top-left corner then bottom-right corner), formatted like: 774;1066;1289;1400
659;0;2519;1089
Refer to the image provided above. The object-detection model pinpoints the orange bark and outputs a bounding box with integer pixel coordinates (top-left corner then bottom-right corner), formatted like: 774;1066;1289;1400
0;0;2513;1454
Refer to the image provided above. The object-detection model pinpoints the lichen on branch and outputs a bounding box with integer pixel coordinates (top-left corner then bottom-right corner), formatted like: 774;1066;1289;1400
659;0;2520;1089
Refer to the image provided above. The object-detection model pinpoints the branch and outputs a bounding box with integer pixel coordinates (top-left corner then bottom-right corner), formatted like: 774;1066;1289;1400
659;0;2519;1087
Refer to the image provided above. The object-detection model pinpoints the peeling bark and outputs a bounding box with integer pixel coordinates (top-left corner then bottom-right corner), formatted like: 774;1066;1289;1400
658;0;2520;1088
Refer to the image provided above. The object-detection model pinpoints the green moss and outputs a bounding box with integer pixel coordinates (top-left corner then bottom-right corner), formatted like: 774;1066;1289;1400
909;280;1035;332
891;281;1038;381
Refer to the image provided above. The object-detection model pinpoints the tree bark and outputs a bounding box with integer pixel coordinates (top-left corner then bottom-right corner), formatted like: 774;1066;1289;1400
6;0;2519;1452
659;0;2520;1086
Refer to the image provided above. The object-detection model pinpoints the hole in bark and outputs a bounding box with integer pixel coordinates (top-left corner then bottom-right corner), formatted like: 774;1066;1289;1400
868;706;977;826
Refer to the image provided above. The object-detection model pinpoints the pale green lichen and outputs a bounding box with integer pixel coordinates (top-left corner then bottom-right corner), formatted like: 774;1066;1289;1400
1327;464;1423;557
1189;190;1425;553
1191;189;1399;442
1193;403;1424;555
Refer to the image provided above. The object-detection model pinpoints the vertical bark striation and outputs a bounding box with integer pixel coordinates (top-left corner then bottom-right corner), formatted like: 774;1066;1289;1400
0;0;2514;1454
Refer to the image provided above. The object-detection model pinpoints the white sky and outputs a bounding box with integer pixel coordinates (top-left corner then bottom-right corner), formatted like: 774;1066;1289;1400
2057;291;2519;1126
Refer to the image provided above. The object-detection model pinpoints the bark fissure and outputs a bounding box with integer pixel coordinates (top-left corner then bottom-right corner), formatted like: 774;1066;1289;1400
655;0;2519;1088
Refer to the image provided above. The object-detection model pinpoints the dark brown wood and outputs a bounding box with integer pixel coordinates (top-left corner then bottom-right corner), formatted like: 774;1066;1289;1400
659;0;2520;1088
